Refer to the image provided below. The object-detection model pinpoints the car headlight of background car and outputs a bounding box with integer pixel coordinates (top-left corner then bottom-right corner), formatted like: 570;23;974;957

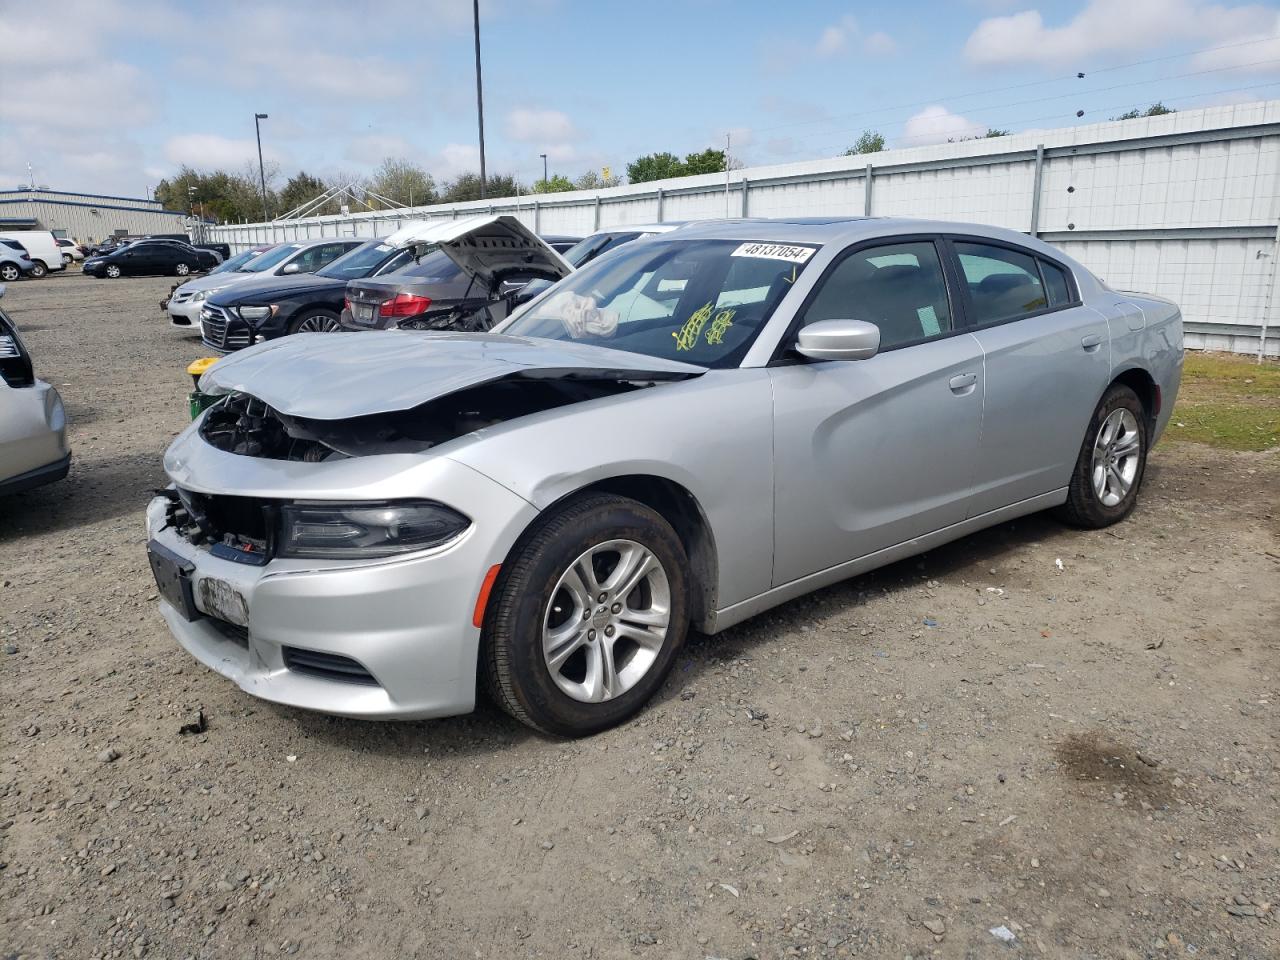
277;500;471;559
192;288;221;303
236;305;276;322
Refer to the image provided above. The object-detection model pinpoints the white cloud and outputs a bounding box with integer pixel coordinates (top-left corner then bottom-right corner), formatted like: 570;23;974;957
902;105;986;145
164;134;285;170
964;0;1275;67
434;143;482;179
344;134;419;166
504;108;581;144
1191;13;1280;72
815;15;896;58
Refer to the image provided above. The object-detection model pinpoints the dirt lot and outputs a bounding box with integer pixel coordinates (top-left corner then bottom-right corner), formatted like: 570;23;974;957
2;272;1278;960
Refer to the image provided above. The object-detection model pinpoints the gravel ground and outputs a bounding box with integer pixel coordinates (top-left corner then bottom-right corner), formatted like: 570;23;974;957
2;272;1278;960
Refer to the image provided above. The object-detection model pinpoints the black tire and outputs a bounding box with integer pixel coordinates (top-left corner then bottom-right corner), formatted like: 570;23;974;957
287;309;341;334
29;261;47;279
0;264;19;282
482;493;690;737
1056;383;1148;529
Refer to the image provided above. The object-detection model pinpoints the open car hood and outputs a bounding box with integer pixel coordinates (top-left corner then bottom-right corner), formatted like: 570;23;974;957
199;330;705;420
419;214;572;290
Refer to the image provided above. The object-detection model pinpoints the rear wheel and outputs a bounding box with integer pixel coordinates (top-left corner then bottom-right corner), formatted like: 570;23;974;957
29;261;47;279
482;494;689;737
175;262;191;276
0;264;19;282
288;310;341;333
1057;383;1148;528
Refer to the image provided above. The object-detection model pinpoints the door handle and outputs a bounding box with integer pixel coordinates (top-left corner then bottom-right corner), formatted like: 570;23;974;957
1081;334;1103;351
948;373;977;394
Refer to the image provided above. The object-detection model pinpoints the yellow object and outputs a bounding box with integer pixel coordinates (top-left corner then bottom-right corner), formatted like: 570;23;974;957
672;302;714;351
705;309;736;346
187;357;219;377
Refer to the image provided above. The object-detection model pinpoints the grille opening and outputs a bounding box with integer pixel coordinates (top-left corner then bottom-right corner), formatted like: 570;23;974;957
282;647;380;686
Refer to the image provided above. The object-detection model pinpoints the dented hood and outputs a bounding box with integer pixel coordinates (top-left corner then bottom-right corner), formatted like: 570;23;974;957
426;214;572;289
199;330;706;420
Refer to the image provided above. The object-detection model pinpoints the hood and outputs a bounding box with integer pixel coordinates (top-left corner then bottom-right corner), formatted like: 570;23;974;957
199;330;705;420
174;271;261;296
207;271;343;305
417;214;572;290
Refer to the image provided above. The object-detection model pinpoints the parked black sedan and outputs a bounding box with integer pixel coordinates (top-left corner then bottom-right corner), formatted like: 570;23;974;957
340;234;578;332
83;240;219;278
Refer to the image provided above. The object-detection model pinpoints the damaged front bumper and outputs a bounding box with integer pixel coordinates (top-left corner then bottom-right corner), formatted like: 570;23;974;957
147;430;539;719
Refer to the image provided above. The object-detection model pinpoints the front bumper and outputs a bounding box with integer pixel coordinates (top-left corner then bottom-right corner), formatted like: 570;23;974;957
167;295;205;328
146;440;539;720
0;380;70;493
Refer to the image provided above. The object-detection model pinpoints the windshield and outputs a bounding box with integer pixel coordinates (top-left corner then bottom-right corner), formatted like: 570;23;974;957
241;243;301;272
561;231;643;268
316;240;403;280
217;249;268;274
501;238;818;368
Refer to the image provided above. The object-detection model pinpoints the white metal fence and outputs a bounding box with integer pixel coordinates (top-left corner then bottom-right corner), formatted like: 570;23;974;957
205;101;1280;357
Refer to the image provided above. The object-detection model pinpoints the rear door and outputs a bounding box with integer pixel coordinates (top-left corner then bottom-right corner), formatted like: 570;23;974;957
769;237;986;586
945;237;1110;516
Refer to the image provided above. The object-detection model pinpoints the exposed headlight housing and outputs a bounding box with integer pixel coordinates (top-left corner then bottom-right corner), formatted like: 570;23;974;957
277;500;470;559
237;305;275;321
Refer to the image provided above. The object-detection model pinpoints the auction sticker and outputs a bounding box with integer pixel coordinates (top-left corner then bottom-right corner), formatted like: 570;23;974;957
730;242;817;263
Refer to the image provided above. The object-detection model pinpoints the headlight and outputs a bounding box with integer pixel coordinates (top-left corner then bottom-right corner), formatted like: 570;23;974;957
193;288;215;302
237;305;275;321
277;500;470;559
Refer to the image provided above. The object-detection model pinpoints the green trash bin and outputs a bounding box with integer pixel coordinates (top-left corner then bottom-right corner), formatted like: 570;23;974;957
186;357;221;420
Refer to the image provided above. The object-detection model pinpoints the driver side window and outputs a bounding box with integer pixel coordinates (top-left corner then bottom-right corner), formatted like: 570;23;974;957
800;240;952;351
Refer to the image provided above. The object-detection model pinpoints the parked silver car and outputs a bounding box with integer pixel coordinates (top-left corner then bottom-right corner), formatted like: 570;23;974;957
147;217;1182;736
0;285;69;494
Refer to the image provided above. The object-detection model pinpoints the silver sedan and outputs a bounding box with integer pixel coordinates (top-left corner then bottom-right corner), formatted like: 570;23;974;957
147;217;1182;736
0;285;69;496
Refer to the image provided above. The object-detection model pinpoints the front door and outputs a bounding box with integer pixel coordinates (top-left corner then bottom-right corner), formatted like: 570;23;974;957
770;238;985;587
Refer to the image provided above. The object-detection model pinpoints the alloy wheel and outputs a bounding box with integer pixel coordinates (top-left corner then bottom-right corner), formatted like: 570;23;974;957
176;263;190;276
542;539;671;703
105;265;120;278
295;314;342;332
0;265;18;281
1090;408;1141;507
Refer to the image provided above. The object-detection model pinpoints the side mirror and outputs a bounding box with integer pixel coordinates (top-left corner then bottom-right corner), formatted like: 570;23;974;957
795;318;881;361
280;262;301;275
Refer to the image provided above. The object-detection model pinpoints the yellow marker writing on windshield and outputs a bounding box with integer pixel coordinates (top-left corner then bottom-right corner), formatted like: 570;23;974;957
672;302;714;351
705;309;735;346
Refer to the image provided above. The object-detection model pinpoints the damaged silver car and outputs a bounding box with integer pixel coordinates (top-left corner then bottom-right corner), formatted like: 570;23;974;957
147;217;1182;736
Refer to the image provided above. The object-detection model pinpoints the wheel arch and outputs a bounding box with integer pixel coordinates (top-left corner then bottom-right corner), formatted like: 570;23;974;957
282;301;341;329
1109;365;1160;428
509;474;720;633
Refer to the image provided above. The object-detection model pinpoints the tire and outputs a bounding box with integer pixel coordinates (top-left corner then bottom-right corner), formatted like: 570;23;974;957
1056;383;1148;529
288;309;341;334
0;264;19;282
29;261;47;279
105;264;121;279
62;254;73;266
175;262;191;276
482;493;690;737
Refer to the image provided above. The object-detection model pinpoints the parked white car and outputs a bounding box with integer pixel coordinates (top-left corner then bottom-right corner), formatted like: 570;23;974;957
56;238;84;263
0;231;65;277
0;284;69;494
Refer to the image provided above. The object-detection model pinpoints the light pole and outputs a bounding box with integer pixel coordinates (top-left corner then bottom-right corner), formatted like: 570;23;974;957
540;153;547;186
473;0;487;199
254;112;269;220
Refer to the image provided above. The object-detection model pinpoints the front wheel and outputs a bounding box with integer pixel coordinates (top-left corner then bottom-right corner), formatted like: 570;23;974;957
482;494;689;737
104;264;121;279
28;261;47;279
175;262;191;276
1057;383;1148;528
0;264;19;282
288;310;341;333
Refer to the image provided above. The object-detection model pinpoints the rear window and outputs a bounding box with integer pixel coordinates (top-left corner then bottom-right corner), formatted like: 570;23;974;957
955;242;1048;325
387;250;464;281
1042;261;1073;305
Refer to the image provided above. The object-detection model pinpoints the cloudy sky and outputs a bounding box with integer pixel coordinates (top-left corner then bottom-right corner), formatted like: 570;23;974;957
2;0;1279;201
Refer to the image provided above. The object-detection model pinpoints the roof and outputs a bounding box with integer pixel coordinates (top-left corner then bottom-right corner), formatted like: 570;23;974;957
647;216;1043;248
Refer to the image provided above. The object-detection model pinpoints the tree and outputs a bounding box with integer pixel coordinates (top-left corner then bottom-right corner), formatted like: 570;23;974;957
369;157;436;207
683;148;728;176
440;172;523;202
277;171;327;216
1111;102;1175;121
531;174;574;193
984;128;1011;137
844;130;885;155
153;165;273;223
574;169;622;190
626;152;686;183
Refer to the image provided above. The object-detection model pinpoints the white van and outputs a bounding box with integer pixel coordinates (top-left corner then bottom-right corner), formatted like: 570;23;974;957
0;231;65;277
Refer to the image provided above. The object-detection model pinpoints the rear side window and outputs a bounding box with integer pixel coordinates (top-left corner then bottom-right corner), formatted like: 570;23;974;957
1041;260;1072;306
800;240;953;351
955;242;1047;324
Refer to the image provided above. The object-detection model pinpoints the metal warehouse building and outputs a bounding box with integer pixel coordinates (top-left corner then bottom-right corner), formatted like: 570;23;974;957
0;188;192;245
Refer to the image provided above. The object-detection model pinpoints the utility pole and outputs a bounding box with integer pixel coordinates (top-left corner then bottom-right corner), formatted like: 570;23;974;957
725;133;731;217
540;153;548;186
473;0;487;199
254;113;269;220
